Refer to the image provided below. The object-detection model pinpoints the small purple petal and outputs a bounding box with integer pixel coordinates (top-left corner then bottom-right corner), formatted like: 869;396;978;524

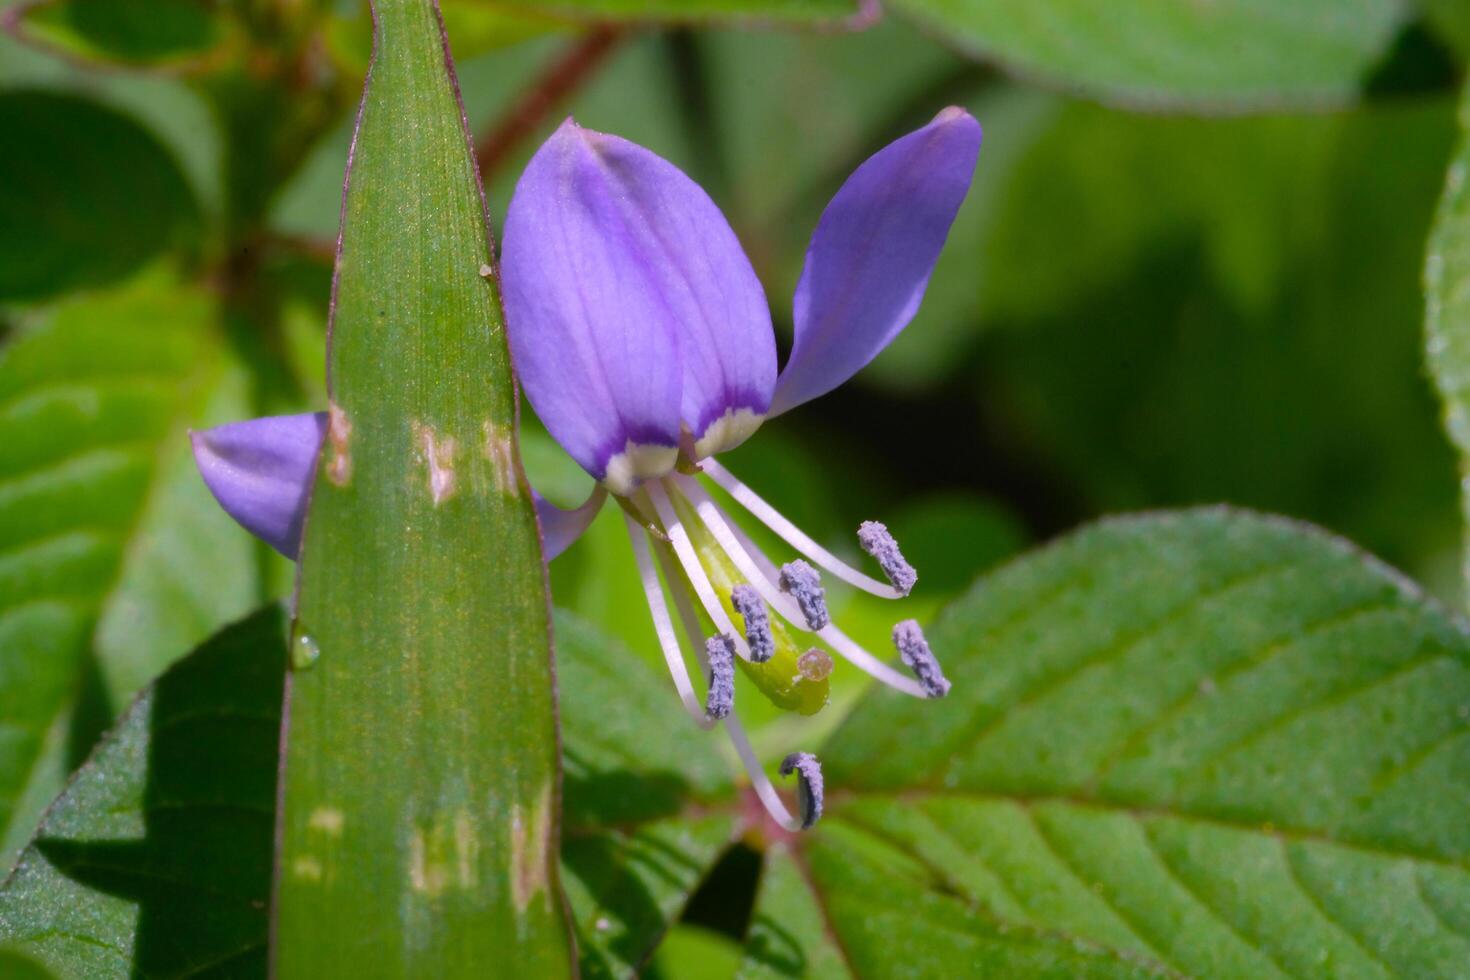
502;119;775;489
772;107;981;416
190;412;325;559
534;486;607;561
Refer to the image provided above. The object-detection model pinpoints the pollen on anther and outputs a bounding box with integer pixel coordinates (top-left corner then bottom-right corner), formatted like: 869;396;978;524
779;753;824;829
731;585;774;663
857;521;917;596
705;634;735;719
892;619;950;698
779;560;829;629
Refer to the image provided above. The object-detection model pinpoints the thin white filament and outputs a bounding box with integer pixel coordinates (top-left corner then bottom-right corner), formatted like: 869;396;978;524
726;713;804;834
678;477;810;627
654;542;803;833
700;459;903;599
815;621;927;699
624;511;717;730
680;477;928;699
646;479;752;661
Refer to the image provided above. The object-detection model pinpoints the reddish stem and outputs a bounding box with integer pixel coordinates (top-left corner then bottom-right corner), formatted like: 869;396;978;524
474;25;626;181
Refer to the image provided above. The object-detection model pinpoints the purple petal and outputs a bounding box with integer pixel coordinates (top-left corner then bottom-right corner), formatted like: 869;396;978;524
190;413;325;558
771;108;981;416
535;486;606;560
502;120;774;490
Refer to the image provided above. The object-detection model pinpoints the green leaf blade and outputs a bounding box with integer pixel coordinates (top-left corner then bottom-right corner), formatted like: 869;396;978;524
555;610;738;978
273;1;572;973
0;273;258;870
0;93;199;301
1427;82;1470;592
0;605;285;979
887;0;1406;110
481;0;855;22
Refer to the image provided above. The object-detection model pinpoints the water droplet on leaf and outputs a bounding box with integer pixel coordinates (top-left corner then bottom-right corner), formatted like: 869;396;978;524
292;628;321;671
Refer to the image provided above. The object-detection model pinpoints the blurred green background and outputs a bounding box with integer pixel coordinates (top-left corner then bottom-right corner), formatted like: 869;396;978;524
3;0;1468;973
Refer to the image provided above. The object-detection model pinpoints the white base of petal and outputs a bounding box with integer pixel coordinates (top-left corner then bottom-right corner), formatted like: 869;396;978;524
603;442;679;496
694;407;764;460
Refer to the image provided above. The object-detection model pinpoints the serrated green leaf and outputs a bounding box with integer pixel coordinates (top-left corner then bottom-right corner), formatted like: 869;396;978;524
0;271;258;870
14;0;228;68
743;509;1470;977
1427;82;1470;594
0;605;285;978
555;611;738;978
0;92;199;301
886;0;1406;111
0;607;739;978
273;1;571;972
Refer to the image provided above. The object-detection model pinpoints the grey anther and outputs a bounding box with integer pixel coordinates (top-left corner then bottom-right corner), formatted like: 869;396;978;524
858;520;917;596
704;634;736;719
778;560;829;629
892;619;950;698
731;584;774;663
779;752;824;829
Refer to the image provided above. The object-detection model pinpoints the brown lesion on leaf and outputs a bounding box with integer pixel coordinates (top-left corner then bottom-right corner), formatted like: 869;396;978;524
509;782;551;911
291;855;325;882
414;421;459;505
308;806;345;837
483;420;519;498
326;402;353;486
407;808;480;898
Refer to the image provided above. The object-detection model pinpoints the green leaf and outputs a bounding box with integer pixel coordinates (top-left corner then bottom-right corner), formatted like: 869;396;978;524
273;1;572;973
1427;82;1470;594
555;612;737;977
0;271;258;870
0;607;739;978
1425;0;1470;59
0;91;199;301
0;32;225;223
743;509;1470;977
13;0;228;68
483;0;854;22
887;0;1405;110
0;605;285;978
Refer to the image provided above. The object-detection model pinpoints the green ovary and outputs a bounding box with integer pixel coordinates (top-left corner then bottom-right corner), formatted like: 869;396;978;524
671;492;830;716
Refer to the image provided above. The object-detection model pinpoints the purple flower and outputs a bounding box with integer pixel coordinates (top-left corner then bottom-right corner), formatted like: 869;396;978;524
189;109;980;832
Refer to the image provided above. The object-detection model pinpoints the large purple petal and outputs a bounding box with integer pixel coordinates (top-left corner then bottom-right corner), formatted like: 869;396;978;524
191;412;325;558
502;120;774;491
771;108;981;416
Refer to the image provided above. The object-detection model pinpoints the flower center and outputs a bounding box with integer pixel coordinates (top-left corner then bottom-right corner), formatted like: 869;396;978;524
616;461;948;832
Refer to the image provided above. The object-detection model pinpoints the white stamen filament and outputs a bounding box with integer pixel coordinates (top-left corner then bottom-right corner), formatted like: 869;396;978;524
654;543;805;833
679;476;928;699
725;713;804;834
646;479;753;661
701;459;903;599
679;478;809;626
815;621;927;698
624;511;717;730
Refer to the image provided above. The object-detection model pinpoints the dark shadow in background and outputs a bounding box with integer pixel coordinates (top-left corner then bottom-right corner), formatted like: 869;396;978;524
36;609;283;979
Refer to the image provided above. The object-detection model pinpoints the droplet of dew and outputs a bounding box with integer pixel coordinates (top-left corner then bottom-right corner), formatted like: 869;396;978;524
291;628;321;671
